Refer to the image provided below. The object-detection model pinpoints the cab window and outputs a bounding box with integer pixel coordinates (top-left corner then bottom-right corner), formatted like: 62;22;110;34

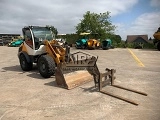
24;30;33;48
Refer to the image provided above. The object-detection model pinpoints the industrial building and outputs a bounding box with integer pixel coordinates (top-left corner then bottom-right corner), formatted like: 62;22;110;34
0;34;21;46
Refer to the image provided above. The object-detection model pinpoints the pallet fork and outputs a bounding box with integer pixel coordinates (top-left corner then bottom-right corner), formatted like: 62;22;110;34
99;69;147;105
55;50;147;105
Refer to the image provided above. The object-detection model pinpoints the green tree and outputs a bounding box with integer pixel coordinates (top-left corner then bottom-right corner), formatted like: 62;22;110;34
105;33;121;44
75;11;116;40
46;25;58;37
114;35;122;43
111;34;122;43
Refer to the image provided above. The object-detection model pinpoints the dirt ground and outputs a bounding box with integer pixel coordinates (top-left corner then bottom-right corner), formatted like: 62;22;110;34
0;46;160;120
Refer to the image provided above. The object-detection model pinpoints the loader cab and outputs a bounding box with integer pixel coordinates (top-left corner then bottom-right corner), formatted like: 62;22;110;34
22;26;55;50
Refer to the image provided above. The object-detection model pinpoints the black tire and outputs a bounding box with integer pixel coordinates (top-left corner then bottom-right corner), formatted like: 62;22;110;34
38;55;55;78
157;42;160;51
95;43;99;49
102;47;108;50
88;47;94;50
75;44;78;49
69;44;72;47
111;46;114;49
81;45;86;49
19;54;33;71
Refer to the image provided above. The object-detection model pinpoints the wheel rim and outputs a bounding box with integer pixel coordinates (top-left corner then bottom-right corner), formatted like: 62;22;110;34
40;61;46;73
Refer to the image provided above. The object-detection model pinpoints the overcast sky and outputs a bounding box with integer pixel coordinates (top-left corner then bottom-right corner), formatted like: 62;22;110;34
0;0;160;40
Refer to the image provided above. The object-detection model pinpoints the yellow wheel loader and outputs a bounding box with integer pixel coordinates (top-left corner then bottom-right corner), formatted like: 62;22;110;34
18;26;147;105
153;27;160;51
18;26;70;78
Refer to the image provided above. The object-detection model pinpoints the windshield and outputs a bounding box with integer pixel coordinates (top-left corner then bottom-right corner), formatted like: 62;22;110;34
32;27;55;41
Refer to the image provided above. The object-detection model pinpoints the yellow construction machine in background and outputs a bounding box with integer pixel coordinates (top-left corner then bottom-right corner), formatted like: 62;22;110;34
153;27;160;51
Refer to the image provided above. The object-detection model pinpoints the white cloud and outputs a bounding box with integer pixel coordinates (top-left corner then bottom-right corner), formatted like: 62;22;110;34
2;0;159;42
150;0;160;7
0;0;138;34
115;12;160;40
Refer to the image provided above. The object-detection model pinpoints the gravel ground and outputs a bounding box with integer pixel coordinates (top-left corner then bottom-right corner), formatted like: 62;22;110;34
0;46;160;120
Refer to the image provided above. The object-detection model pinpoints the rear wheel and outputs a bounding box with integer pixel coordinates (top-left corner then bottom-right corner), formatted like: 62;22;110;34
19;54;33;71
38;55;55;78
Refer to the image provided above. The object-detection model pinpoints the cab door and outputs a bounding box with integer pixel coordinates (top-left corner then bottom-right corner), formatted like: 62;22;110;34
22;28;35;55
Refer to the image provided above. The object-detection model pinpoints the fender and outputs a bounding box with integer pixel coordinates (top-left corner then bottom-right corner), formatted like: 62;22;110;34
36;53;47;62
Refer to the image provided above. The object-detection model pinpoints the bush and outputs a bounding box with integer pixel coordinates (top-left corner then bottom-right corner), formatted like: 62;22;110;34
143;43;156;49
116;41;126;48
122;42;156;49
125;43;135;48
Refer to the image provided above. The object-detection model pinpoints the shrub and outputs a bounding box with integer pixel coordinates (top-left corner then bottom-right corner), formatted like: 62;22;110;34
143;43;156;49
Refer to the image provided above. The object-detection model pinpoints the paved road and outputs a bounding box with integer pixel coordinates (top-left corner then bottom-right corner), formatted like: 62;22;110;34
0;46;160;120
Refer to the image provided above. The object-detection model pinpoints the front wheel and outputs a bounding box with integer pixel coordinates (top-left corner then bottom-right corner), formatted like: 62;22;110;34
38;55;55;78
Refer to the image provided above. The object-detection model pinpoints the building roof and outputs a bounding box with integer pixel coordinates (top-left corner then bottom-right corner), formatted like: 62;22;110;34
0;34;20;38
126;35;148;43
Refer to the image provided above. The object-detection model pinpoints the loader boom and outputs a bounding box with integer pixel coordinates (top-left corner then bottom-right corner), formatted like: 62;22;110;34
42;40;66;64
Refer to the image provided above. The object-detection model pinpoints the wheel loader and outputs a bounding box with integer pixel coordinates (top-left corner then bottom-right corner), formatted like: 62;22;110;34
153;27;160;51
18;26;147;105
18;26;98;87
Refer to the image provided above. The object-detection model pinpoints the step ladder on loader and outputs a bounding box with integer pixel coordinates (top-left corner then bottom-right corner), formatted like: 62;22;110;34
55;48;147;106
